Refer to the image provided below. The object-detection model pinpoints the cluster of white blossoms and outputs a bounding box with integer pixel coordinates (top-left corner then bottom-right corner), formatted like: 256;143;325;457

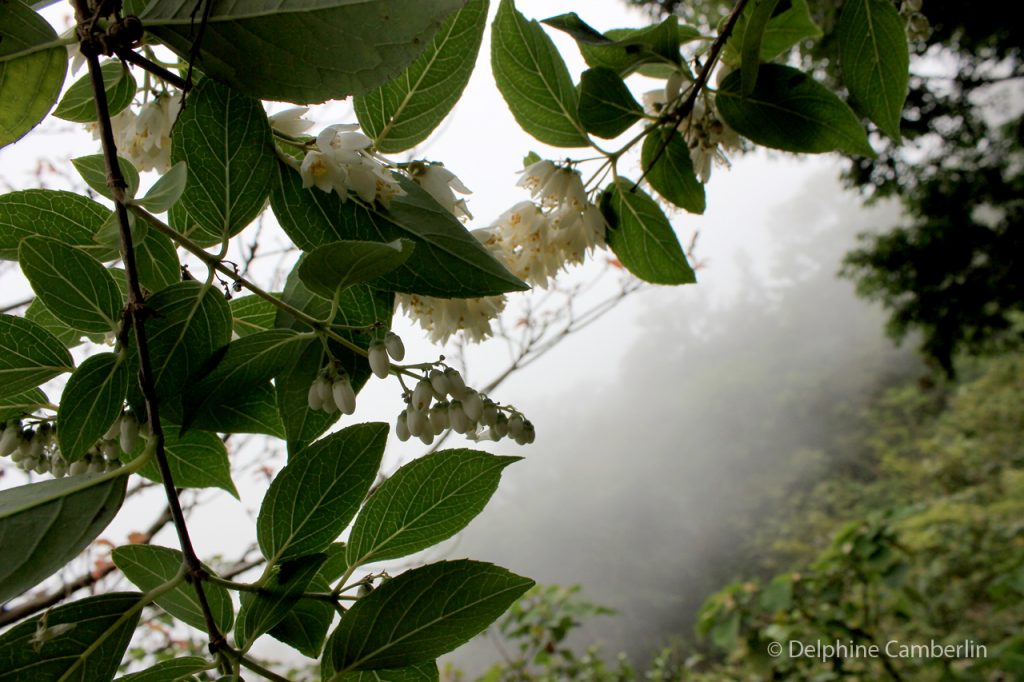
0;413;143;478
395;366;535;446
93;93;182;174
410;162;473;221
295;119;404;206
643;72;741;183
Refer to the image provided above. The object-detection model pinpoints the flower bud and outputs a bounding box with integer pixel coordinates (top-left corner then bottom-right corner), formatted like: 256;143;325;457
406;407;426;438
429;369;450;397
19;457;37;471
89;459;107;474
368;341;390;379
444;368;467;399
18;430;34;458
449;401;469;433
70;460;89;476
29;434;44;459
104;417;122;441
494;413;509;439
101;440;119;460
34;458;50;475
307;380;325;411
384;331;406;361
412;379;433;412
0;423;21;457
120;413;139;454
51;458;68;478
481;400;499;427
396;411;411;442
507;414;525;439
462;390;483;422
332;376;357;415
429;404;449;433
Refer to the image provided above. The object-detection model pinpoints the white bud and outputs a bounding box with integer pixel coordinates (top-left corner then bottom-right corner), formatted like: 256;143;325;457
462;390;483;422
449;401;470;434
101;440;119;460
18;431;33;458
396;411;411;442
307;380;325;410
321;391;339;414
481;400;499;427
507;414;525;439
120;414;139;454
406;407;426;438
429;369;450;397
444;368;467;399
494;413;509;439
412;379;434;412
418;430;434;446
104;417;122;440
70;460;89;476
316;376;334;402
29;434;45;459
19;457;37;471
368;341;390;379
0;425;21;457
51;458;68;478
332;377;357;415
384;331;406;361
429;404;449;433
523;421;536;444
88;459;106;474
34;458;50;475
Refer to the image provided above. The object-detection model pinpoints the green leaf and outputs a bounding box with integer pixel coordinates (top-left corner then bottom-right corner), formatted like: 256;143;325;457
170;78;276;243
182;329;306;430
115;657;212;682
740;0;781;97
134;231;181;293
601;179;695;285
187;380;286;438
272;162;525;297
168;200;223;248
25;299;83;348
299;239;414;299
0;2;66;148
54;60;135;123
0;314;74;394
258;423;387;564
641;128;705;214
236;553;327;649
326;560;533;673
717;64;875;157
0;388;47;423
0;189;116;261
19;236;123;334
267;576;334;658
348;450;519;567
274;340;341;446
126;428;239;498
577;20;697;77
112;545;234;633
230;295;279;338
355;0;488;153
577;67;643;139
491;0;588;147
347;663;440;682
136;161;188;213
0;473;127;603
142;0;468;104
723;0;822;66
0;593;141;680
129;282;232;422
72;155;140;201
57;352;129;463
837;0;909;141
541;13;613;44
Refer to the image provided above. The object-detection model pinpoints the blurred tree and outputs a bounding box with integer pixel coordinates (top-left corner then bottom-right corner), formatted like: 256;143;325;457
626;0;1024;374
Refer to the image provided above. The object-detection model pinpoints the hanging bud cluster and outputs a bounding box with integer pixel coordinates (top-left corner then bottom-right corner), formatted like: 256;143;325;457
394;366;535;447
306;332;406;413
0;412;144;478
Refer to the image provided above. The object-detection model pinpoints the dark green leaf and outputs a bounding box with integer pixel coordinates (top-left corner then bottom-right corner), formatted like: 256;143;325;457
348;450;518;567
717;64;875;157
723;0;822;66
187;380;286;438
112;545;234;633
126;428;239;497
54;60;135;123
0;314;74;394
230;294;279;338
182;329;306;430
577;67;643;139
541;13;613;44
319;543;350;584
299;239;414;299
267;576;334;658
19;236;123;334
837;0;909;141
25;299;83;348
355;0;488;153
346;663;440;682
57;352;129;463
258;423;387;564
168;200;223;248
0;190;116;261
641;128;705;214
491;0;588;147
578;20;697;77
135;231;181;293
115;657;212;682
236;553;327;649
740;0;781;97
0;2;66;148
601;179;695;285
136;161;189;213
0;474;127;603
0;593;141;681
273;165;525;297
170;78;275;243
326;560;533;673
72;155;140;201
0;388;47;423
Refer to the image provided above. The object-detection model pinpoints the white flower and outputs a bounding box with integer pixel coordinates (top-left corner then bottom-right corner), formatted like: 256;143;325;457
414;163;473;220
547;202;606;266
98;93;181;173
269;107;314;137
489;202;562;288
398;291;507;345
517;160;587;211
304;124;404;206
300;150;338;193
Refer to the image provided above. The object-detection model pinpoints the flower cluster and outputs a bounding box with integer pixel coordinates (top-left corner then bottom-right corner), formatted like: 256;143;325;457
411;162;473;221
643;73;741;183
95;93;182;174
305;332;405;414
298;123;404;206
0;413;142;478
395;366;535;446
